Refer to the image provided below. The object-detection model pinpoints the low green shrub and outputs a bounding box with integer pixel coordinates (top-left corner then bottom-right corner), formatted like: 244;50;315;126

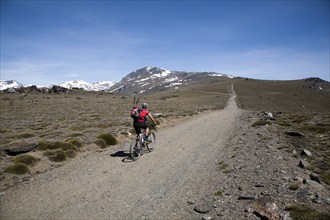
4;163;29;175
95;139;108;149
67;133;84;137
288;183;300;191
300;125;329;134
318;170;330;185
44;149;66;162
66;138;83;148
286;203;330;220
38;141;77;151
251;120;272;127
214;190;224;196
12;154;40;165
98;133;118;146
65;149;76;158
17;133;35;138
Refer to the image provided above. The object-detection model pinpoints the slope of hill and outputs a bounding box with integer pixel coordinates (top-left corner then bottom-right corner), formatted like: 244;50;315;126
234;77;330;113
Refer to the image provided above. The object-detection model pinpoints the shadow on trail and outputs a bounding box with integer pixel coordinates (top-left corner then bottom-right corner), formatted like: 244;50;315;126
110;150;129;158
110;150;134;163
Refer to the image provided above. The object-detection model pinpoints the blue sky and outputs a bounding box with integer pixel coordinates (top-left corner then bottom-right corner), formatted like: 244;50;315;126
1;0;329;85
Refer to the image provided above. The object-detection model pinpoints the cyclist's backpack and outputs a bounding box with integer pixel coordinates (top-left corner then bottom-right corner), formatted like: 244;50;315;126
131;107;141;119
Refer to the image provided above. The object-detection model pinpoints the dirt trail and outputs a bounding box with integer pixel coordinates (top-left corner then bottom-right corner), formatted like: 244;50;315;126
0;88;243;219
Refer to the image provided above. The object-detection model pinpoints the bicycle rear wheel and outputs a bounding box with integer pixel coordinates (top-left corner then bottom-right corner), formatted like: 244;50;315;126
130;140;142;161
146;132;156;152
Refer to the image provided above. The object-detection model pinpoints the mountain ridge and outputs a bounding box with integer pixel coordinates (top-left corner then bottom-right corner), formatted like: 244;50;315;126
1;66;329;94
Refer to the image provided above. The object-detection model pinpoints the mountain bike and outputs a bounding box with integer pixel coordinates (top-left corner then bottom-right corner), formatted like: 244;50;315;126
130;128;156;161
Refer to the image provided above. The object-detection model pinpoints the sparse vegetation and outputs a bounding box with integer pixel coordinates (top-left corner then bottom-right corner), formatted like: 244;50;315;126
219;162;231;173
65;149;77;158
251;120;272;127
94;139;108;149
38;141;77;152
4;163;29;174
12;154;40;165
66;138;83;148
214;190;224;196
98;133;118;146
44;149;66;162
288;182;300;191
17;132;35;138
285;203;330;220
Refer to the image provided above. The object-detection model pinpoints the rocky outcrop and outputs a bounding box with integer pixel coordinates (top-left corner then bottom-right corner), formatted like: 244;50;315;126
1;142;38;156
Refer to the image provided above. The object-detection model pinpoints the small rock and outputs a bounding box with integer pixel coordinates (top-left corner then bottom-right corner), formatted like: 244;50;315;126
310;173;321;184
281;212;292;220
244;207;252;213
202;216;212;220
298;160;310;169
238;196;256;200
187;200;195;205
324;197;330;205
252;197;281;220
301;149;312;157
311;195;322;204
266;112;274;120
292;150;298;157
194;203;213;214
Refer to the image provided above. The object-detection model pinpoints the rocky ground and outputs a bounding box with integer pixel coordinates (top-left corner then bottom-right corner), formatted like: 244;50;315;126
197;110;330;220
0;92;329;220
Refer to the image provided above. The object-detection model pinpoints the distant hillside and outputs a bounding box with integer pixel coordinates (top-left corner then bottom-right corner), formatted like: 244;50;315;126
234;77;330;113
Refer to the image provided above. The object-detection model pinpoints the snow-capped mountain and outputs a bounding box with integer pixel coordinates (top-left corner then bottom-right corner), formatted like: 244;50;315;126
0;80;23;90
0;66;233;93
59;80;115;91
110;66;234;94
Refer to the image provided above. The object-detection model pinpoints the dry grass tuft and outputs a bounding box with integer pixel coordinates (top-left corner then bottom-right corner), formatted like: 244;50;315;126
97;133;118;146
65;149;77;158
251;120;272;127
38;141;77;151
12;154;40;165
285;203;330;220
94;139;108;148
288;182;300;191
66;138;83;148
4;163;29;175
44;149;66;162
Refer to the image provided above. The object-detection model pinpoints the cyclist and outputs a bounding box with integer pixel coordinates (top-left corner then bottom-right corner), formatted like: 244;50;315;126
133;102;157;142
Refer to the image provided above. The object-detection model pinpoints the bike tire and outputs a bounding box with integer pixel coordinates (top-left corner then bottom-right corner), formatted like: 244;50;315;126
130;139;141;161
146;132;156;152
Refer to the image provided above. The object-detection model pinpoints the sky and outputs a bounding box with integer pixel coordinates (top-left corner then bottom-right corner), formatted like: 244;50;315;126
1;0;329;86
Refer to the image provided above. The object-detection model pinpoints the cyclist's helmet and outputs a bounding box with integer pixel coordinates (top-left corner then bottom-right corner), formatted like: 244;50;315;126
142;103;148;109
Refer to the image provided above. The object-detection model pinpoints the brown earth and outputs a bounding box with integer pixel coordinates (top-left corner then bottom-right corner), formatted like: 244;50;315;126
0;87;329;219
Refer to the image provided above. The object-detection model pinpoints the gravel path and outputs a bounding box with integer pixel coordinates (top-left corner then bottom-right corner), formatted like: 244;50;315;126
0;91;243;219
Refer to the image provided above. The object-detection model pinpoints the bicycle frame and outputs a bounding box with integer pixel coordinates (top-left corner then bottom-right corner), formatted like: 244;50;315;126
130;128;156;161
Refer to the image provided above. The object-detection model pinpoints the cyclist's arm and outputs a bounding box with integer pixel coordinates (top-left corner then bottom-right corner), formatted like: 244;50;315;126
148;113;157;125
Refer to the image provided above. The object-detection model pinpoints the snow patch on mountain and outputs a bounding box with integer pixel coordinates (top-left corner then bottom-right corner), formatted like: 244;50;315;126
59;80;115;91
0;80;23;90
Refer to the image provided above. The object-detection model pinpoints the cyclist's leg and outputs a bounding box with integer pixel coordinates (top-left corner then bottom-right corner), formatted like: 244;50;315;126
133;121;141;138
142;122;149;136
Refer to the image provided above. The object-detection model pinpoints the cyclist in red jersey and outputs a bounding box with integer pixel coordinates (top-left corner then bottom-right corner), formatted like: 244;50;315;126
133;103;157;142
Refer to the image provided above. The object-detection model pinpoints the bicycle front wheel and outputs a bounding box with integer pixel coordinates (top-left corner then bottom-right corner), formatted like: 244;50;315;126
130;140;142;161
146;132;156;152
